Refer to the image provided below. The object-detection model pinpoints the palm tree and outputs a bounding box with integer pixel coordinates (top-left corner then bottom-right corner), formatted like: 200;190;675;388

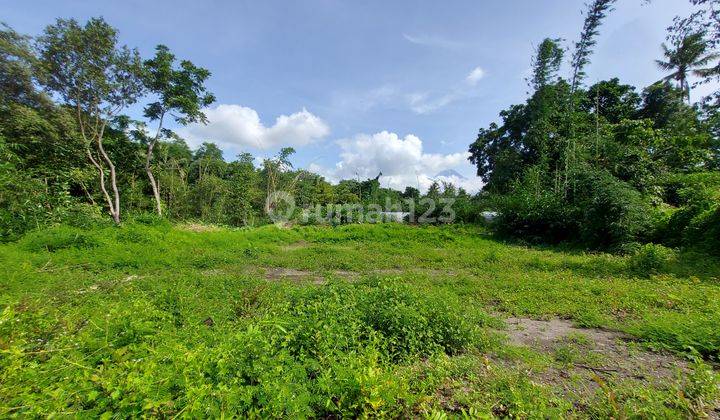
656;32;719;103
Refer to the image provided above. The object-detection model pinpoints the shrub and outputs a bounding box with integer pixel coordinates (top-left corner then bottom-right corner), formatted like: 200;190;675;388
627;243;677;275
20;225;103;252
660;171;720;207
664;182;718;246
493;168;653;249
282;281;485;363
129;212;172;227
573;169;654;249
684;206;720;256
493;186;577;244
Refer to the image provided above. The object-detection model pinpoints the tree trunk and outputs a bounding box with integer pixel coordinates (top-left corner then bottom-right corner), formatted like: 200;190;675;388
146;139;163;216
95;124;121;224
86;147;115;220
146;113;165;216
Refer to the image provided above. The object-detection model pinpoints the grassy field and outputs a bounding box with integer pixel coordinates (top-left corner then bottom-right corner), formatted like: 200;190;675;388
0;220;719;418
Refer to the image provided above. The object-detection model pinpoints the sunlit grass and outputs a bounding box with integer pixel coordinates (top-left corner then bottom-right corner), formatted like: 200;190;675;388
0;222;718;417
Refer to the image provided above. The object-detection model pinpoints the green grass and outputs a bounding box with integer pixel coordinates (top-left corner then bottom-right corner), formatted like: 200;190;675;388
0;222;718;417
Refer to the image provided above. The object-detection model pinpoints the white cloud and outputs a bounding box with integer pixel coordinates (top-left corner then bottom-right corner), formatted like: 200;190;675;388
314;131;483;193
466;66;485;85
330;85;399;112
408;91;463;114
330;64;486;115
402;33;464;50
406;65;486;114
179;104;330;150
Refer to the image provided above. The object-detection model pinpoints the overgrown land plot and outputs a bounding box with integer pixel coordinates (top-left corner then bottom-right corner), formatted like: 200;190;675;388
0;222;718;418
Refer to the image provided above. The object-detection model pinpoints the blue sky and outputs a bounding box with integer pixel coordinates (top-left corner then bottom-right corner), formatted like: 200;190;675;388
4;0;699;191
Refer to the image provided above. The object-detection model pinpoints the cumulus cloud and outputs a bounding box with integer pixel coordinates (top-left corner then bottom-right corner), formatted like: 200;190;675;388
314;131;483;193
465;66;485;85
179;104;330;150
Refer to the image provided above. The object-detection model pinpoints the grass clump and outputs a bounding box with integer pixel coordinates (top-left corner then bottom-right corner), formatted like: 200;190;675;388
627;243;677;275
20;225;103;252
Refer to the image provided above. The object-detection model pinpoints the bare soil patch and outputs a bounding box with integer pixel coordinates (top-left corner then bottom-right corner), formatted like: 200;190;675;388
280;240;310;251
178;222;222;232
75;274;141;294
260;267;458;284
501;317;690;397
263;268;327;284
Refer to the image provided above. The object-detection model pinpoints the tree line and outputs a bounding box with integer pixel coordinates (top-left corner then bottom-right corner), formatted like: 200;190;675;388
468;0;720;253
1;1;719;256
0;17;484;240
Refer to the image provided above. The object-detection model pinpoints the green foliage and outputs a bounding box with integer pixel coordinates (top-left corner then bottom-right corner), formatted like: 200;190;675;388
0;223;718;416
685;206;720;256
493;175;576;243
493;167;653;248
569;0;617;92
20;225;104;252
627;243;677;275
572;169;654;248
142;45;214;126
658;172;720;251
466;1;719;252
530;38;564;90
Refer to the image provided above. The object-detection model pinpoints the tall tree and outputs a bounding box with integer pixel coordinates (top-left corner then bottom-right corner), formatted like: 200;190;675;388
37;18;144;223
530;38;564;91
262;147;299;214
565;0;616;193
656;32;718;103
569;0;616;94
0;23;48;107
142;45;214;215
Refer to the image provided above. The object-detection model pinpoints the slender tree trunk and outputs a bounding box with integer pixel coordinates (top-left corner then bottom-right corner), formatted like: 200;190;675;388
95;124;121;224
146;113;165;216
146;144;162;216
79;179;96;206
86;147;114;219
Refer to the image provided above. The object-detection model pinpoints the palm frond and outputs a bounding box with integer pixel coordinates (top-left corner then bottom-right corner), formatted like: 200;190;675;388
692;66;719;78
692;53;720;67
655;60;675;71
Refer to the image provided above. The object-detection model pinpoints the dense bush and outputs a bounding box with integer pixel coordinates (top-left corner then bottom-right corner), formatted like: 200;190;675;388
573;170;654;248
685;206;720;256
658;172;720;250
627;243;677;275
19;225;104;252
492;169;653;249
493;186;577;244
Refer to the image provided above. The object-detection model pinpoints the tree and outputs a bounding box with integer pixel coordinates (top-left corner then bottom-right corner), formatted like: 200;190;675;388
262;147;299;214
468;81;573;193
37;18;144;223
582;78;640;124
656;32;719;103
225;152;262;226
401;186;420;200
0;23;49;107
565;0;616;194
530;38;564;91
569;0;616;94
142;45;214;216
669;1;720;59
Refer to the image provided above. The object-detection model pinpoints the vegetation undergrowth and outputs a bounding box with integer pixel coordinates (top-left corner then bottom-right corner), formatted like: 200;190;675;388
0;222;718;417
